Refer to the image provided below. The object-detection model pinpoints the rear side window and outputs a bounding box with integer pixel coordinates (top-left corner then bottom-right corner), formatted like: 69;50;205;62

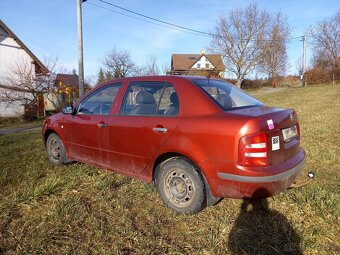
121;81;179;116
193;79;263;110
78;83;122;115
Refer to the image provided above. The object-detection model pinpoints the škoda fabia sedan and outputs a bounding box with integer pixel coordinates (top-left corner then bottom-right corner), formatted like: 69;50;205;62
43;76;305;214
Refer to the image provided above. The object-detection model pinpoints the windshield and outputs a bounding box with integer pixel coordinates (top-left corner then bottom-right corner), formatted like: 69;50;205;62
193;79;264;110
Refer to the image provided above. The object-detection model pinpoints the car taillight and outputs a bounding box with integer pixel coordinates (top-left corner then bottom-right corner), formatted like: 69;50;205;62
239;133;268;167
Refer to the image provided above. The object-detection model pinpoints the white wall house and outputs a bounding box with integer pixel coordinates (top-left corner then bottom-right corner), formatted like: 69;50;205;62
0;19;48;117
170;52;225;77
191;55;215;69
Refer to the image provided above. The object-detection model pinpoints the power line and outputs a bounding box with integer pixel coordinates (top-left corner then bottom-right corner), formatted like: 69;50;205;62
92;0;214;37
87;0;303;43
85;2;209;38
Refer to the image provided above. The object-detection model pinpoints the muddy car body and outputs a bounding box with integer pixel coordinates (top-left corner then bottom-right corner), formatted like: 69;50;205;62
43;76;305;213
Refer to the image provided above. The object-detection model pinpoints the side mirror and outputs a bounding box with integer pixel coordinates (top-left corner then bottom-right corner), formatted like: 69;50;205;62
62;106;73;115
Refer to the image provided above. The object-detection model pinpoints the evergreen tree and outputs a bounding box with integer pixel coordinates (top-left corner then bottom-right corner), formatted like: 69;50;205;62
105;70;113;81
96;68;105;86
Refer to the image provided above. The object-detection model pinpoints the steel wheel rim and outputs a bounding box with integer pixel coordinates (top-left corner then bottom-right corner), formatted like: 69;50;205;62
49;138;61;161
165;169;194;207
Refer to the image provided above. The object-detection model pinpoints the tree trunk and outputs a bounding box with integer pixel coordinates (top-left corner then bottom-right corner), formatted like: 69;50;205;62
236;79;242;88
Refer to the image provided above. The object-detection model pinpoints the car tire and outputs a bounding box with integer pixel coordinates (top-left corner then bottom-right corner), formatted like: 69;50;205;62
155;157;206;214
46;133;67;165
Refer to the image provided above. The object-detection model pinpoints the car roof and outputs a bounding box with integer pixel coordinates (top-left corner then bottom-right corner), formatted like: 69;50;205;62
99;75;222;86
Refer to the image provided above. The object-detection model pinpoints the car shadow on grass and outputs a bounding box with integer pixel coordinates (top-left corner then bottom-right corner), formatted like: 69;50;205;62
228;189;302;255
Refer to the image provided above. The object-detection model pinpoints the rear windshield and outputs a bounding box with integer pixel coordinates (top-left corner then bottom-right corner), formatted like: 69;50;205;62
193;79;263;110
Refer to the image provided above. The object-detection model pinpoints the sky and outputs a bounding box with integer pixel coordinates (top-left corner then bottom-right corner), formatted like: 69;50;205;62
1;0;339;82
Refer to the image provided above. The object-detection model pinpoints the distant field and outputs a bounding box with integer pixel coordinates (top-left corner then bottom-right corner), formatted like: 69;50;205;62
0;84;339;254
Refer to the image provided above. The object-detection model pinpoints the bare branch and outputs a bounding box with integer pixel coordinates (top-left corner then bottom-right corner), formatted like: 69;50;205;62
257;12;291;81
209;4;271;87
144;55;160;76
0;55;70;114
307;11;339;84
103;48;136;78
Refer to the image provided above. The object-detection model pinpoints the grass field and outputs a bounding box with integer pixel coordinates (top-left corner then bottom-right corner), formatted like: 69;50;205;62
0;84;339;254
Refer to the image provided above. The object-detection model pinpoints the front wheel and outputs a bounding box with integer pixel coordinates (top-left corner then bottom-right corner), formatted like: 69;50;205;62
46;133;67;165
155;157;206;214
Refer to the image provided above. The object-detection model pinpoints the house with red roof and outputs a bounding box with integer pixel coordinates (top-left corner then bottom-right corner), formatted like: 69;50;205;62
169;51;225;78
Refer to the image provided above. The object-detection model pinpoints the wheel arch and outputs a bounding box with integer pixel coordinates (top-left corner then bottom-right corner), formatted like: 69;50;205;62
44;128;61;147
152;152;215;204
153;152;183;181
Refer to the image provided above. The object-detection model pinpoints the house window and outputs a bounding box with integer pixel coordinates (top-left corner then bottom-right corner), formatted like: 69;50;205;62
206;63;210;68
197;63;201;68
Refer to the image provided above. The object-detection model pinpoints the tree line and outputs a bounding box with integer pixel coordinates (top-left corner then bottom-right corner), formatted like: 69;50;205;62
96;50;164;85
305;11;339;85
96;4;339;87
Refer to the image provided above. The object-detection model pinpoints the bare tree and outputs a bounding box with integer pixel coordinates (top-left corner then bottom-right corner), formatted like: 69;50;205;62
0;56;56;110
308;11;340;84
162;61;171;75
258;12;291;85
0;55;77;115
144;55;160;75
209;4;271;87
134;55;160;76
130;65;144;77
103;48;136;78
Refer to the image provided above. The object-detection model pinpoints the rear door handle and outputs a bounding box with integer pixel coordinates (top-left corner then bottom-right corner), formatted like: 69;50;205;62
152;127;168;133
97;122;108;127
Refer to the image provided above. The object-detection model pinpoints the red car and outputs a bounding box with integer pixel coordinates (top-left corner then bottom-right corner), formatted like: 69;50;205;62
43;76;305;214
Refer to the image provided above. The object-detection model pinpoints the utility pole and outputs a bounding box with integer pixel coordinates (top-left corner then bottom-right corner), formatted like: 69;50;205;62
302;35;307;86
77;0;86;97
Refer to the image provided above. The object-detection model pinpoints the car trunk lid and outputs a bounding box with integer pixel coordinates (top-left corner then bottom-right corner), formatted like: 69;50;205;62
230;106;301;166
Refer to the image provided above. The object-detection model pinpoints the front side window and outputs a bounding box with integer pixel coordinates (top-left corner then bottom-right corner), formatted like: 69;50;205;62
121;82;179;116
78;83;122;115
193;79;263;110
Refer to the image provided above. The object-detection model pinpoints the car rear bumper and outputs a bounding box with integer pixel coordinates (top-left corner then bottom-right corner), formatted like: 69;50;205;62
217;157;305;183
211;149;305;198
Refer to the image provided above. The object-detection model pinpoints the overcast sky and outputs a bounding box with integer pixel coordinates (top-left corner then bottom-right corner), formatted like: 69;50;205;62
1;0;339;80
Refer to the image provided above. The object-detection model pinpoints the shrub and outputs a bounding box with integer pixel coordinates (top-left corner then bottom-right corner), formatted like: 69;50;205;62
241;79;263;89
305;68;332;85
305;66;340;85
224;78;237;85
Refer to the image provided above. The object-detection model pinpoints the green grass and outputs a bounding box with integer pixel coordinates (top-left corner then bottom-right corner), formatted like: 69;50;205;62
0;84;339;254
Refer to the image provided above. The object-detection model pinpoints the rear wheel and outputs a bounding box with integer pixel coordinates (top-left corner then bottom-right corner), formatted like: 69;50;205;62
46;133;67;165
155;157;206;214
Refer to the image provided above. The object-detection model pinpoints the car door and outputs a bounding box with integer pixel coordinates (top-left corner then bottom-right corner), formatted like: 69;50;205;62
107;81;181;174
63;83;122;167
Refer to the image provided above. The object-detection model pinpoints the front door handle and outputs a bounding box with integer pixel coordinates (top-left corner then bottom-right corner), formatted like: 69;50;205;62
97;122;108;128
153;127;168;133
